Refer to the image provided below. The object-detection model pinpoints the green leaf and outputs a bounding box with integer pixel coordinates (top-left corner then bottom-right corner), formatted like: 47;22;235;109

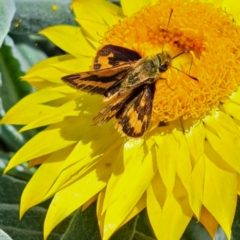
10;35;47;71
61;203;101;240
0;229;13;240
180;218;212;240
136;210;155;238
231;197;240;240
0;151;34;181
0;124;27;152
133;231;155;240
0;35;33;111
10;0;77;35
62;202;139;240
0;35;45;152
111;217;138;240
0;0;15;47
0;175;71;240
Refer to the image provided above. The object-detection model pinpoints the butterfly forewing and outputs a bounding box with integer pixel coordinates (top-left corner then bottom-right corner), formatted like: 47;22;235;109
62;45;142;95
116;84;154;137
62;64;133;95
94;44;142;70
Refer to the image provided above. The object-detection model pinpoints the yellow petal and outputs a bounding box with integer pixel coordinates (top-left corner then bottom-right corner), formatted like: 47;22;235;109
98;193;145;238
46;136;121;197
103;139;153;212
191;155;205;219
154;131;178;193
120;0;151;16
0;89;65;125
183;119;205;165
4;116;86;172
24;56;92;84
82;195;98;211
20;146;75;217
97;188;106;238
221;102;240;120
75;19;108;43
27;154;50;168
50;57;93;73
158;121;201;216
20;99;81;131
27;55;74;74
73;0;123;26
172;128;197;216
200;206;219;238
199;0;222;7
230;88;240;104
24;66;65;84
221;0;240;24
237;174;240;195
203;111;240;173
203;147;237;238
102;141;156;240
147;174;192;240
39;26;96;57
25;80;59;90
118;193;146;229
44;157;115;240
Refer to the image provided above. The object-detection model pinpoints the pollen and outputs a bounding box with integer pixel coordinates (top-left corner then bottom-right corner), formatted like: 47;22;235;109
102;0;240;122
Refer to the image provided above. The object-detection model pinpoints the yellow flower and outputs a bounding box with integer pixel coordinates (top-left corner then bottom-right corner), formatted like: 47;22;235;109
2;0;240;239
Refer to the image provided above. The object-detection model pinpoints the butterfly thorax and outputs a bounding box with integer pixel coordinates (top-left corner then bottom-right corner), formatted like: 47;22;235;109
156;51;172;73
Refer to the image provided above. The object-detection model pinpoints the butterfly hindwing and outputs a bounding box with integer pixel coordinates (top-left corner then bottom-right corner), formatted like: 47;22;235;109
116;84;154;137
92;91;133;125
94;44;142;70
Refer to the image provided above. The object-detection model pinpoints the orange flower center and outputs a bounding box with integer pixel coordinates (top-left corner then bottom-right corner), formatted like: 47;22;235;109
102;0;240;122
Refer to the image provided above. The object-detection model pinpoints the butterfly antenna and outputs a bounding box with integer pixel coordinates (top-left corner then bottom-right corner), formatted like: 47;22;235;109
171;51;198;81
159;77;175;91
167;8;173;31
162;8;174;52
171;65;198;81
172;51;194;74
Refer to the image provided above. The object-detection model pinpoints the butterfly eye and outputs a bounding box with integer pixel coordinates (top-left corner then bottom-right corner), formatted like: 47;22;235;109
159;62;169;72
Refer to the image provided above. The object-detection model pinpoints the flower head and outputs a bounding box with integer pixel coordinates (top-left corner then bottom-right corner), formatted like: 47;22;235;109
2;0;240;239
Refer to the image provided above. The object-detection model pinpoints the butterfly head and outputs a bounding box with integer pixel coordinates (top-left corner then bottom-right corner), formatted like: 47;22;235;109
156;51;172;73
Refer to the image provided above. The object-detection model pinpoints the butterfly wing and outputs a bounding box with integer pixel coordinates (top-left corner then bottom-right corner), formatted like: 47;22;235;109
62;64;132;95
104;56;159;99
62;45;142;95
93;44;142;70
92;91;133;125
116;84;154;138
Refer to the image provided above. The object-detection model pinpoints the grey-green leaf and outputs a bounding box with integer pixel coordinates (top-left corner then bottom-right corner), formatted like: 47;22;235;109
61;203;101;240
0;229;13;240
0;0;15;47
61;202;138;240
0;175;72;240
231;197;240;240
111;217;138;240
10;0;77;35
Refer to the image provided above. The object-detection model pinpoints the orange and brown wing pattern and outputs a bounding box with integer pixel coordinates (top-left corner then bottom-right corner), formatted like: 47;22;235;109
116;84;154;137
93;44;142;70
92;91;133;125
62;45;142;95
61;63;132;95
